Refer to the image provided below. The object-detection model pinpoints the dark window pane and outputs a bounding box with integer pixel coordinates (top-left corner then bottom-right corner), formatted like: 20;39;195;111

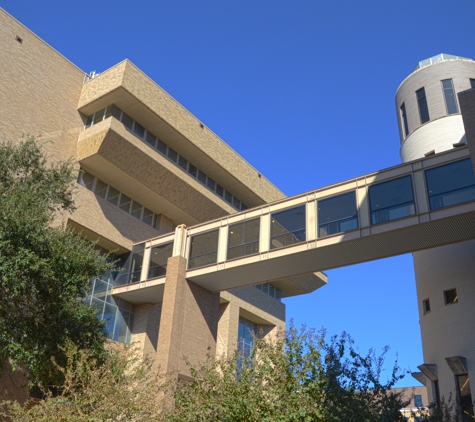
241;203;248;211
93;108;105;125
129;243;145;284
104;105;112;119
232;196;241;210
425;159;475;210
131;201;142;219
95;179;108;198
188;230;219;269
188;163;197;177
133;122;145;138
414;395;423;407
111;105;122;120
227;218;260;260
148;242;173;279
142;208;153;226
416;88;430;124
167;147;178;163
423;298;430;314
270;205;306;249
145;131;156;148
207;177;216;191
224;190;233;204
369;176;415;225
178;155;188;170
318;191;358;237
471;79;475;89
156;138;167;155
457;375;474;417
119;194;132;213
85;115;93;128
444;288;458;304
400;103;409;137
80;170;95;190
216;184;224;197
197;170;207;184
121;112;133;130
442;79;458;115
106;186;120;206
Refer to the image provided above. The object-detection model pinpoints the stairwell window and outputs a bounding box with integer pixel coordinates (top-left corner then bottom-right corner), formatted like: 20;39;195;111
400;103;409;137
416;87;430;124
441;79;458;115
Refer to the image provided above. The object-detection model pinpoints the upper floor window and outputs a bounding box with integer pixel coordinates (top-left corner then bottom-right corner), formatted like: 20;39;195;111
441;79;458;115
400;103;409;137
414;394;423;407
416;88;430;124
470;78;475;89
444;288;458;305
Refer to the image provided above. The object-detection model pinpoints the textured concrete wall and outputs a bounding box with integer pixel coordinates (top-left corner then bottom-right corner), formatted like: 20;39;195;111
155;256;220;379
0;8;85;162
78;61;285;206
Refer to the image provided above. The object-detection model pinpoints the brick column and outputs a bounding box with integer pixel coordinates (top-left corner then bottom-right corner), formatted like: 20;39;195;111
155;256;220;380
216;300;240;358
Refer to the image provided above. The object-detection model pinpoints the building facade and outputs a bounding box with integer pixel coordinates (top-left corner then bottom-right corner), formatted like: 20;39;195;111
0;7;326;393
395;54;475;416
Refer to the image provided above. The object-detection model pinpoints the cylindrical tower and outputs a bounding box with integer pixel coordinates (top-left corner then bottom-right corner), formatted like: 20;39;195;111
395;54;475;413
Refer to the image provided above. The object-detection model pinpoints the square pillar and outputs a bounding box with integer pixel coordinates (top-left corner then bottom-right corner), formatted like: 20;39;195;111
155;256;220;379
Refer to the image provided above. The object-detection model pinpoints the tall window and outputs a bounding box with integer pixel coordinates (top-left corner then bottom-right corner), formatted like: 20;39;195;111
456;375;474;418
148;242;173;279
441;79;458;115
238;317;257;358
400;103;409;137
470;78;475;89
416;87;430;124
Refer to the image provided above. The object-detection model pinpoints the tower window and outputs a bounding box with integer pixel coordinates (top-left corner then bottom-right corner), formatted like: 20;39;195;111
441;79;458;115
416;87;430;124
470;78;475;89
400;103;409;137
423;298;430;314
444;288;458;305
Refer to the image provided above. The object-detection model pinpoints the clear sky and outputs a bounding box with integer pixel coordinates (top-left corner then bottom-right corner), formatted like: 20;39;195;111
3;1;475;388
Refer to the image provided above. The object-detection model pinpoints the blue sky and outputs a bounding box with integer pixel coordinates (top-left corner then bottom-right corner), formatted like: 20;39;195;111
3;1;475;387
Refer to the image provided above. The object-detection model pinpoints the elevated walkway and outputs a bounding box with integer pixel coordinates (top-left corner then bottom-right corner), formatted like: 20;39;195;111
112;146;475;304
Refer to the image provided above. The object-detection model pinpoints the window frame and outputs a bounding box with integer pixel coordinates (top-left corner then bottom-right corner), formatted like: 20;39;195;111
416;87;430;124
444;288;458;305
441;79;459;115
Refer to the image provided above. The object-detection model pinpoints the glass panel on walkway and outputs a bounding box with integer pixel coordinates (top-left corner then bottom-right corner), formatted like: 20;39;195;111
425;158;475;210
188;230;219;269
148;242;173;279
270;205;306;249
227;218;260;260
318;191;358;237
369;175;415;224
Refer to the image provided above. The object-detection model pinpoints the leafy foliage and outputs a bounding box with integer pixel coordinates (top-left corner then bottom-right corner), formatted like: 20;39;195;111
0;137;110;385
1;342;167;421
170;324;409;422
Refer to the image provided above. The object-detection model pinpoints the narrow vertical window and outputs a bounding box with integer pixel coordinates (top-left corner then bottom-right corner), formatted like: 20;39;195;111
470;78;475;89
400;103;409;137
416;88;430;124
442;79;458;115
423;298;430;314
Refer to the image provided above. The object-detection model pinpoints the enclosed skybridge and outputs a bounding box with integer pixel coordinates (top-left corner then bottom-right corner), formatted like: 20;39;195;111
112;146;475;304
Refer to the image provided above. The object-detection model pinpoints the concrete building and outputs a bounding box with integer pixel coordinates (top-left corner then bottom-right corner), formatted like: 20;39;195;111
396;54;475;416
2;7;475;414
0;7;328;396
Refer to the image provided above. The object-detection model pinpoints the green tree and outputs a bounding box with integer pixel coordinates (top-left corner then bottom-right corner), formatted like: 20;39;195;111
0;137;109;386
1;342;168;421
169;324;409;422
